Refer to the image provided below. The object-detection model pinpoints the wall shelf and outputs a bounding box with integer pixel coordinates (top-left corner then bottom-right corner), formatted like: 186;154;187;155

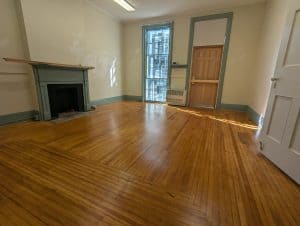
171;64;188;69
191;79;219;84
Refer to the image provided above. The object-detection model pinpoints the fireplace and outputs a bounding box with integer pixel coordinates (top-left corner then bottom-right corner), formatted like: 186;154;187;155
31;64;91;120
47;84;84;118
2;58;93;121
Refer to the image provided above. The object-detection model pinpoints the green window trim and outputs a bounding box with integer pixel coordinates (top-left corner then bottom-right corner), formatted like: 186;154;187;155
142;22;174;102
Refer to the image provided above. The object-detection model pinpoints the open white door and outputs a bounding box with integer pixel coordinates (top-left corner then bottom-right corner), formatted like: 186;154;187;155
261;0;300;184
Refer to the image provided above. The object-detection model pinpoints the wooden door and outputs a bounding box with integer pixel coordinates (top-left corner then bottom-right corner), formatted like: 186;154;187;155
261;0;300;184
189;45;223;108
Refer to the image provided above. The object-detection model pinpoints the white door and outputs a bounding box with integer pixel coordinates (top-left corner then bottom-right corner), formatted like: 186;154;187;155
261;0;300;184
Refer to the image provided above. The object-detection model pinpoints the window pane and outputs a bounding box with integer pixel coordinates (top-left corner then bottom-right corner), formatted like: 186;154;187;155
145;78;168;102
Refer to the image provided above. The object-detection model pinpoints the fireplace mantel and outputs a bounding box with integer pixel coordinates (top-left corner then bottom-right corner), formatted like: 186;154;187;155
3;58;93;120
3;58;95;70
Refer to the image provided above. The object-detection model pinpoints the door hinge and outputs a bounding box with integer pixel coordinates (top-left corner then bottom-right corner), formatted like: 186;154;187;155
259;140;264;151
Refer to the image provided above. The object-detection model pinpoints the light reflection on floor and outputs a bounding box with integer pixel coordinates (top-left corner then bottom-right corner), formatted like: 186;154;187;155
169;105;258;130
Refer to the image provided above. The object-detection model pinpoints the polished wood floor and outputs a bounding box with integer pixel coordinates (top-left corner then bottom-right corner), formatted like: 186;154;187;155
0;101;299;226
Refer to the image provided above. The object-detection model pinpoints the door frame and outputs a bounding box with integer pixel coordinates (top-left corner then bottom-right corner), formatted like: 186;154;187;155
141;22;174;102
186;12;233;108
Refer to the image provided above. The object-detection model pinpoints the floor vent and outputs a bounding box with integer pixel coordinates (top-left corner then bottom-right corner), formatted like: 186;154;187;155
167;89;187;106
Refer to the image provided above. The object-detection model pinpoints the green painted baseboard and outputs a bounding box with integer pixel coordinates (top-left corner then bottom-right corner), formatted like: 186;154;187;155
220;104;248;112
90;96;123;106
220;103;263;125
0;111;35;126
90;95;142;107
247;106;263;126
123;95;143;101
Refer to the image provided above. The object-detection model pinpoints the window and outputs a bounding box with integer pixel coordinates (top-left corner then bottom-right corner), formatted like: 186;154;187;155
143;23;172;102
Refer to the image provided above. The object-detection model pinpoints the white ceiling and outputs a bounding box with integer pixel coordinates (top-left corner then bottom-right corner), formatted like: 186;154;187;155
88;0;265;22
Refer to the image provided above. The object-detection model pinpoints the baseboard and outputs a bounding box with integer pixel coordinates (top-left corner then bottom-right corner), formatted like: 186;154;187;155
90;96;123;106
0;111;35;126
220;103;263;125
90;95;143;107
123;95;143;101
247;106;263;126
220;104;248;112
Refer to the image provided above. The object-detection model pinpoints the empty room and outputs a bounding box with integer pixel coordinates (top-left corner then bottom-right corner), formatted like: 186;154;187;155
0;0;299;225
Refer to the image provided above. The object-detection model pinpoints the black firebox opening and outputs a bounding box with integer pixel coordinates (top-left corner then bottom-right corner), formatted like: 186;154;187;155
47;84;84;118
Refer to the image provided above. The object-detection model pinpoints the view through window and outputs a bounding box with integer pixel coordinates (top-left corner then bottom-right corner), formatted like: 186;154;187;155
144;24;171;102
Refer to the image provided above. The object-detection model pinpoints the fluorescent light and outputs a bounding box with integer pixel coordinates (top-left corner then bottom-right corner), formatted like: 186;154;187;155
113;0;135;11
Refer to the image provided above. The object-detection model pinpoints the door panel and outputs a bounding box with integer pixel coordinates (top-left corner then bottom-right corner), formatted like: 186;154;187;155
266;96;292;143
192;46;223;80
284;10;300;66
261;1;300;184
189;45;223;108
290;113;300;154
189;83;218;108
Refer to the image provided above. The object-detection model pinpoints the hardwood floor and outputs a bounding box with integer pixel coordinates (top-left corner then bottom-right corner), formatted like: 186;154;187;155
0;101;299;226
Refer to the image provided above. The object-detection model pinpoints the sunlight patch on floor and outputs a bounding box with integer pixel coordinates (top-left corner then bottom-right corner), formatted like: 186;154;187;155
171;106;258;130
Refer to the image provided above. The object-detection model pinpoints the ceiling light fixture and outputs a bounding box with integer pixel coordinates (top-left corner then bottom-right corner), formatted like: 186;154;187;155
113;0;135;11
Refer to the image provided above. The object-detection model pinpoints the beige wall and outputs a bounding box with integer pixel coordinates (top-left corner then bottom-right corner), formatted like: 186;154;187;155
123;3;265;105
19;0;123;101
222;3;265;104
248;0;289;115
0;0;36;116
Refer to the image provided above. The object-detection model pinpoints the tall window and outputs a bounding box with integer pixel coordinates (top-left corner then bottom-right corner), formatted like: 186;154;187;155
143;23;172;102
